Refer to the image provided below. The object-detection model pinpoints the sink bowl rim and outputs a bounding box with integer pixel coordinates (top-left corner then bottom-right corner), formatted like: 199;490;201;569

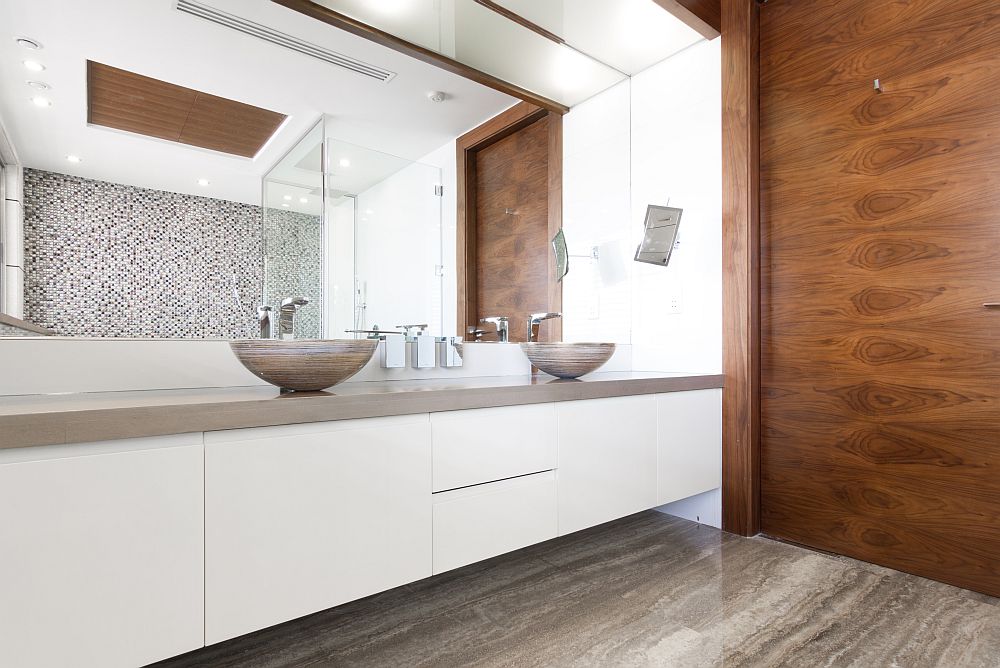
229;338;378;392
519;341;616;379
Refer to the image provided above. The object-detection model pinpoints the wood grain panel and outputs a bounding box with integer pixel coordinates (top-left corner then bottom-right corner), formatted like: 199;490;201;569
720;0;760;536
475;116;550;343
456;103;561;341
652;0;722;38
760;0;1000;596
87;61;285;158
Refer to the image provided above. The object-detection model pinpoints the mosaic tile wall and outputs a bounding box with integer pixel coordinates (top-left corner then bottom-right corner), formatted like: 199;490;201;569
263;208;323;339
23;169;265;338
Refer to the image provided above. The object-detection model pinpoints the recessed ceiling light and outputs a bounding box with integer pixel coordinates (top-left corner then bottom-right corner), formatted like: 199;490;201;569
339;158;351;168
30;96;51;108
26;80;50;90
282;194;292;201
66;155;82;163
281;203;290;208
299;197;308;204
15;37;42;50
365;208;374;215
197;178;210;186
22;60;45;72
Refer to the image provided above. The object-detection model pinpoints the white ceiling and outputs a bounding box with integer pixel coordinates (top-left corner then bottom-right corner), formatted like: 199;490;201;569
317;0;704;107
0;0;516;205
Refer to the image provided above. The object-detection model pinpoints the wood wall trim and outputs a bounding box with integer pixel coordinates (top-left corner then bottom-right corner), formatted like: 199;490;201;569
653;0;722;38
720;0;760;536
270;0;569;115
546;111;563;341
456;102;560;338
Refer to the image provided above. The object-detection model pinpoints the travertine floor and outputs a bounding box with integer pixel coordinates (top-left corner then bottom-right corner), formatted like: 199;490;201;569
151;511;1000;668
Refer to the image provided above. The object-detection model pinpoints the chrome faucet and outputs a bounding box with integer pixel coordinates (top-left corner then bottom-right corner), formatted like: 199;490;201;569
257;305;274;339
527;312;562;342
480;316;509;342
278;296;310;340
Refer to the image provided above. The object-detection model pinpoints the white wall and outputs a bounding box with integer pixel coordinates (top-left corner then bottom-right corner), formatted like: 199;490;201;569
563;39;722;526
562;39;722;374
354;159;444;336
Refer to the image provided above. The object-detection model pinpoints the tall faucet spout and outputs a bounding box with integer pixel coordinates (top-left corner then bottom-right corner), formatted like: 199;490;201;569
527;312;562;342
278;296;310;340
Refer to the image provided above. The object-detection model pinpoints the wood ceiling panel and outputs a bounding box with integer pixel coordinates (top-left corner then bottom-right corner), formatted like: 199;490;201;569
87;61;286;158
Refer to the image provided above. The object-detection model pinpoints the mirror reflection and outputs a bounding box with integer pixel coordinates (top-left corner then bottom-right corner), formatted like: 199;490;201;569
0;0;513;338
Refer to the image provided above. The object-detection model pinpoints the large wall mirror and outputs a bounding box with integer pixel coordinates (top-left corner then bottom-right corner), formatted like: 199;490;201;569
0;0;718;358
0;0;514;339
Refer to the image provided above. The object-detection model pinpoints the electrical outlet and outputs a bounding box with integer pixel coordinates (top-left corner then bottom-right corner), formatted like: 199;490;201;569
669;293;682;313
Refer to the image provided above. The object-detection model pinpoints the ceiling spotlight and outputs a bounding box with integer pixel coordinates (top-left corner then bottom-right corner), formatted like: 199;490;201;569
15;37;42;50
299;197;308;204
281;203;290;208
26;80;50;90
30;96;51;108
66;155;82;163
338;158;350;168
197;178;210;186
427;91;447;102
22;60;45;72
282;194;292;201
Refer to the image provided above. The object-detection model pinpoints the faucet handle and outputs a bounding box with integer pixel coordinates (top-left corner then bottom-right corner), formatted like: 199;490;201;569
480;316;508;324
396;323;429;337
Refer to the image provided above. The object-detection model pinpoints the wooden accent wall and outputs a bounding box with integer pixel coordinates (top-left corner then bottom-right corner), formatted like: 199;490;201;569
721;0;761;537
457;103;563;341
759;0;1000;595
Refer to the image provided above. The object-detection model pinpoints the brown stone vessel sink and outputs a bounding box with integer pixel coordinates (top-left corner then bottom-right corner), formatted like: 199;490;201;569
520;342;616;379
229;339;378;391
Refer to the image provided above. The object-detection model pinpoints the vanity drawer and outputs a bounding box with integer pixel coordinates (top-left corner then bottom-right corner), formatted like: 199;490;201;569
431;403;557;492
432;470;557;574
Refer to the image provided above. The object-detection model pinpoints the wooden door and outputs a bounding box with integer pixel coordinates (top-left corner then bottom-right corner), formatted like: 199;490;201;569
760;0;1000;595
457;102;563;342
474;115;553;342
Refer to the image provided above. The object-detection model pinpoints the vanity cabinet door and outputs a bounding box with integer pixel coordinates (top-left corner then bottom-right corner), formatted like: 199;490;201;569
433;470;557;574
0;435;205;668
657;389;722;505
204;415;432;645
431;403;557;491
555;395;658;535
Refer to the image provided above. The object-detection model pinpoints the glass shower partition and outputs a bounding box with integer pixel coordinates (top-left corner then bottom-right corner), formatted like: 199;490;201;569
263;116;443;340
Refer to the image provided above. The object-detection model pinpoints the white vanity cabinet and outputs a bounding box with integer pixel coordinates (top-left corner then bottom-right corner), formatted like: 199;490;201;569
430;403;557;491
657;389;722;505
430;403;558;573
555;395;659;535
0;434;205;668
203;414;432;645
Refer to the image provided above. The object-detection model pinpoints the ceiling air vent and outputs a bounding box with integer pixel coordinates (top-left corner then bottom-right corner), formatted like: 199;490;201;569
175;0;396;83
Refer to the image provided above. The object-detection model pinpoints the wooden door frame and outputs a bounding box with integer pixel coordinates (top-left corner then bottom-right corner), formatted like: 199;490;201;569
721;0;761;537
456;101;563;341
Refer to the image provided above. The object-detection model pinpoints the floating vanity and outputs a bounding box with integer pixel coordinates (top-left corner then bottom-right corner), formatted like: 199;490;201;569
0;371;721;668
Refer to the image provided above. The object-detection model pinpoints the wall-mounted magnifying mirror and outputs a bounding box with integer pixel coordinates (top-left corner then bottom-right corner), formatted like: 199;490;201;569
634;205;682;267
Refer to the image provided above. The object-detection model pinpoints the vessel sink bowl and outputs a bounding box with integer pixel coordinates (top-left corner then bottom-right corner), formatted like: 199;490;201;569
520;342;616;379
229;339;378;391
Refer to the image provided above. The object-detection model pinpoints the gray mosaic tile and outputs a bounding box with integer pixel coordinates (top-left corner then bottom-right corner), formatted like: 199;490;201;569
263;207;323;340
21;169;324;339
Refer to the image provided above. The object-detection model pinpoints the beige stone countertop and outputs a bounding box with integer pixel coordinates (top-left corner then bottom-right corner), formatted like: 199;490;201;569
0;372;724;450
